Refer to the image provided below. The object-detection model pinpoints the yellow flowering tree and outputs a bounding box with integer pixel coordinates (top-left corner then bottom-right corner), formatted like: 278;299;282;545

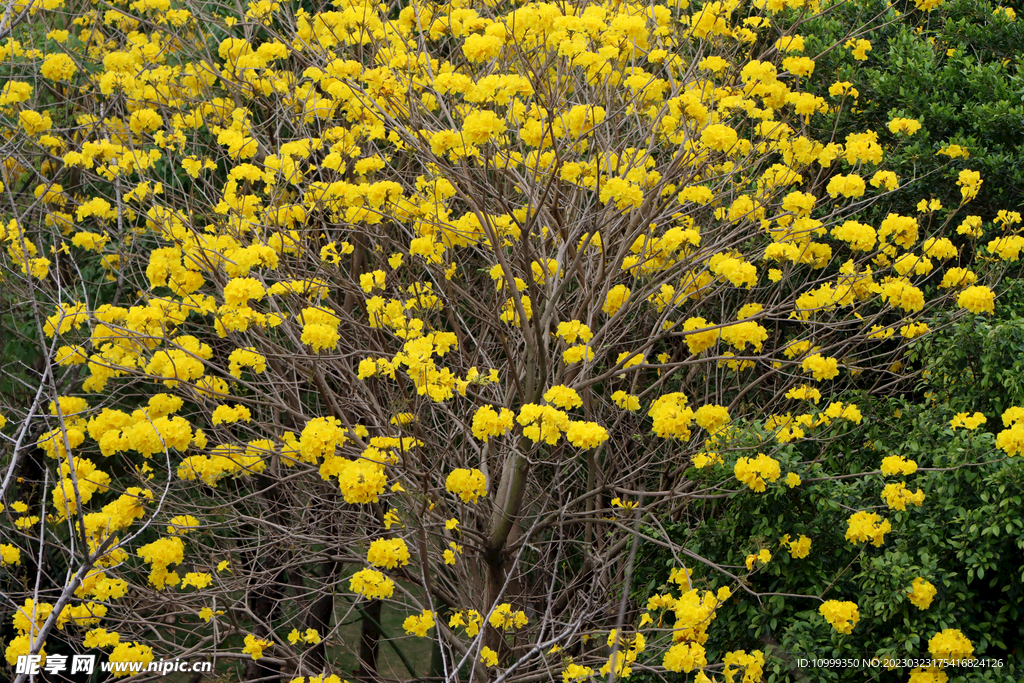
1;0;1020;679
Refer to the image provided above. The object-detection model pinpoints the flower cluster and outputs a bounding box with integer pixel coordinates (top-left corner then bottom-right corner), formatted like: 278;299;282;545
402;610;436;637
349;569;395;600
881;482;926;511
488;604;529;630
648;393;694;439
445;468;488;503
1;0;1013;673
517;404;571;444
137;537;185;590
663;642;707;673
734;454;782;492
723;650;765;683
242;635;271;660
745;549;771;570
819;600;860;634
471;406;515;442
367;538;411;570
949;412;986;430
612;391;641;411
957;286;995;314
108;643;155;677
928;629;974;660
845;511;892;547
802;354;840;381
881;455;919;476
565;421;609;449
544;385;582;410
996;406;1024;456
908;578;937;610
780;534;812;559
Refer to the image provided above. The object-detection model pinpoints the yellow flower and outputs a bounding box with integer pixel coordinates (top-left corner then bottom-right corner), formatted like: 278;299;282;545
957;285;995;314
211;404;251;425
41;53;78;81
845;38;872;60
828;81;859;99
1;544;21;566
700;123;738;152
888;118;922;135
488;603;528;630
565;421;609;449
994;6;1016;21
367;538;411;569
242;634;271;660
745;548;771;570
870;170;899;190
950;412;986;430
480;646;499;667
544;385;582;409
383;510;402;529
907;578;937;610
108;643;154;677
301;323;340;352
845;511;891;547
563;345;594;364
182;572;212;589
734;454;781;492
928;629;974;660
881;482;925;511
446;468;487;503
556;320;593;344
818;601;859;634
349;568;395;599
664;641;707;673
775;35;805;52
463;34;504;63
462;109;506;145
782;56;814;77
781;534;811;558
612;391;641;411
801;354;839;381
402;609;436;637
938;144;970;159
471;405;515;442
957;169;983;202
880;455;918;476
599;178;644;211
694;405;730;433
359;269;386;293
826;174;865;198
563;662;595;681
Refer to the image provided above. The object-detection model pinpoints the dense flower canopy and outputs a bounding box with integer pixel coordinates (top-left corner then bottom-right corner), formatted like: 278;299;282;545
1;0;1021;679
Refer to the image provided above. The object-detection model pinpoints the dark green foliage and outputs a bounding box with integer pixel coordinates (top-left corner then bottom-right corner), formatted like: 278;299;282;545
632;302;1024;682
802;0;1024;220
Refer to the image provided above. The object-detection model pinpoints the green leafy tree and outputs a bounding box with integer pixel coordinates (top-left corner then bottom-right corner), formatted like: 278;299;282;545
0;0;1021;681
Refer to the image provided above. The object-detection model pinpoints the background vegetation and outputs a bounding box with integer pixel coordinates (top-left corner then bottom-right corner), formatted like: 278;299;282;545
2;0;1023;681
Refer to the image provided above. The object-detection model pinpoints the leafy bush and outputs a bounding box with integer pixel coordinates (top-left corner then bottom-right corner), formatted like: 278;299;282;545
1;0;1022;681
803;0;1024;220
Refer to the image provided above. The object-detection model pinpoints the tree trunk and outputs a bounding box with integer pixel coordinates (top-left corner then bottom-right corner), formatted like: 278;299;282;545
355;599;382;682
